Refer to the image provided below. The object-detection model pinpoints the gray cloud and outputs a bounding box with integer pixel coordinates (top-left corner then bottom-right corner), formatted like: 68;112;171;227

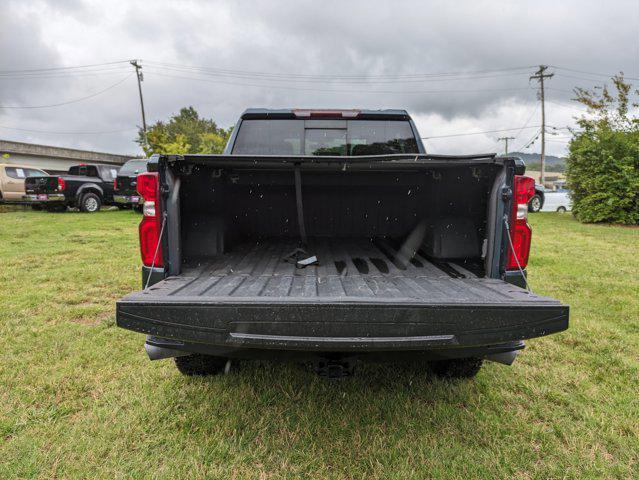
1;0;638;156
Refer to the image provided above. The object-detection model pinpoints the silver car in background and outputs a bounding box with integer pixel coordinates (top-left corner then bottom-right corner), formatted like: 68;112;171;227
541;188;572;212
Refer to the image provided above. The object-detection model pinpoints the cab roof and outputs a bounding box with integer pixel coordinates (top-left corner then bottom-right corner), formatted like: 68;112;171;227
241;108;412;121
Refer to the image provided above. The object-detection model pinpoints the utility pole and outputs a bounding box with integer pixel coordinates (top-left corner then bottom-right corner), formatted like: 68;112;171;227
497;136;515;155
530;65;554;185
130;59;147;142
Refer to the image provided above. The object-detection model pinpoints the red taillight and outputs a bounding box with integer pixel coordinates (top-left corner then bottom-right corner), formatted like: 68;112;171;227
137;172;163;267
507;175;535;271
137;172;158;201
57;177;66;191
113;179;118;191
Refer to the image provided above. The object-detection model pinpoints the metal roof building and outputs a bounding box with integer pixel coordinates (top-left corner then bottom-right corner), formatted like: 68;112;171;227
0;139;139;173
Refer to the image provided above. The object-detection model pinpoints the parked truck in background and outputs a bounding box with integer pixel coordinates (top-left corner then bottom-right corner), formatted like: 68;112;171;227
114;159;148;211
24;164;120;212
116;108;569;379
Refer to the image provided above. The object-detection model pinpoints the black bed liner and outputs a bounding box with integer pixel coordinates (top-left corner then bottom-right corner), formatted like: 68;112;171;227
117;238;568;351
128;238;532;303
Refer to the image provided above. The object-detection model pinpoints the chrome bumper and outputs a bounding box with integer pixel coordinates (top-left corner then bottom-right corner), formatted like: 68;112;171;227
22;193;65;202
114;194;142;205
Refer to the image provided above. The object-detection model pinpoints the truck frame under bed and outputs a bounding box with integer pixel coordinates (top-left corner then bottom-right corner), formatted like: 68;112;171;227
116;237;569;352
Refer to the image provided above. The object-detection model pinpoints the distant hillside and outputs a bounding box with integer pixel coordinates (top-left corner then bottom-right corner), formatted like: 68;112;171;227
510;152;566;172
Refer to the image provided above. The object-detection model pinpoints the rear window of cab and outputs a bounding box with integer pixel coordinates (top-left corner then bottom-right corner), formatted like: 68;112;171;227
5;167;48;179
232;119;419;156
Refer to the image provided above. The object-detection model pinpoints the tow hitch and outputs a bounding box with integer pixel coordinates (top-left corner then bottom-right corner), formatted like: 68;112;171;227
313;358;356;379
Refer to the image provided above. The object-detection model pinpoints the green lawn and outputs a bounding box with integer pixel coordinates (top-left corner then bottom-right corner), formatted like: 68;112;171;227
0;210;637;479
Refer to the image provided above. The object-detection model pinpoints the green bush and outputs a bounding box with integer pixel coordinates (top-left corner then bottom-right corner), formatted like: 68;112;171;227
565;74;639;224
566;128;639;224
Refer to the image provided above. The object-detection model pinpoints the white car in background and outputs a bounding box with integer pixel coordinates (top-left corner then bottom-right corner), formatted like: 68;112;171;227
541;188;572;212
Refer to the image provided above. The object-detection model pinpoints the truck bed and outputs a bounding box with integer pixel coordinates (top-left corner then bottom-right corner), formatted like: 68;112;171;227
117;238;569;351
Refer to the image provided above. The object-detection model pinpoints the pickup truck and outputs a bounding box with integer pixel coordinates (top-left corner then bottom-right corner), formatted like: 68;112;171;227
24;164;120;212
116;108;569;379
114;159;148;211
0;163;49;205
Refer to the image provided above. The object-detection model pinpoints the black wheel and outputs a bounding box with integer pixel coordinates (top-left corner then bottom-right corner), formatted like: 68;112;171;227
174;354;228;376
133;204;143;213
430;357;483;379
79;193;101;213
31;204;43;211
557;206;567;213
528;194;542;213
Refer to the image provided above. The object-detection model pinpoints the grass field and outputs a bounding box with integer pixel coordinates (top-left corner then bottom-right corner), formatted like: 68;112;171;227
0;210;637;479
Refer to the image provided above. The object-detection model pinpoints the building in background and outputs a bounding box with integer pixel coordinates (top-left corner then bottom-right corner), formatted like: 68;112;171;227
525;170;566;190
0;139;139;174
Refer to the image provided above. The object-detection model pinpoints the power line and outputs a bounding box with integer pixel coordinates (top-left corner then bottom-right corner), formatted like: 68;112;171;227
147;70;532;95
145;60;535;81
0;60;535;83
510;102;540;142
422;125;541;139
551;65;639;81
0;67;132;81
554;73;611;83
513;128;542;152
545;86;577;94
2;59;638;83
0;61;601;147
146;65;532;85
0;60;131;75
0;124;136;135
546;100;588;112
0;74;133;109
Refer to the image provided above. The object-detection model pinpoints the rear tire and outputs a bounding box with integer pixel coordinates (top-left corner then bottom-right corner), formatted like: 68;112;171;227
174;354;228;376
79;193;101;213
430;357;483;379
528;194;542;212
557;206;567;213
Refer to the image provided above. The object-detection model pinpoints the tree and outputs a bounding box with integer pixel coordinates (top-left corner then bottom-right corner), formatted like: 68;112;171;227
566;74;639;224
136;106;232;156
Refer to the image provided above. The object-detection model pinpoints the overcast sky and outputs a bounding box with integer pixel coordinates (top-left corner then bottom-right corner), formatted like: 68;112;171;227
2;0;639;157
